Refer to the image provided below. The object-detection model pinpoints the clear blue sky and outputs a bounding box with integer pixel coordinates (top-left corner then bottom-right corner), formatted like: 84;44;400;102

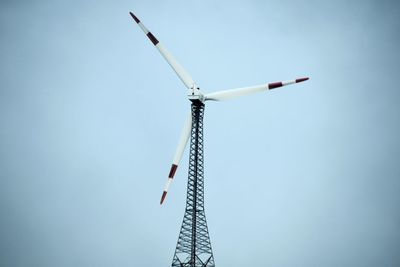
1;1;399;266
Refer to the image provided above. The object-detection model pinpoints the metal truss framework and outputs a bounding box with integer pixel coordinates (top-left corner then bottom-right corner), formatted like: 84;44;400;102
172;102;215;267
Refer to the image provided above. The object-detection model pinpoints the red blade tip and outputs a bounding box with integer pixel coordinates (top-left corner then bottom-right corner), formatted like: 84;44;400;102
160;191;167;205
129;12;140;23
296;77;309;83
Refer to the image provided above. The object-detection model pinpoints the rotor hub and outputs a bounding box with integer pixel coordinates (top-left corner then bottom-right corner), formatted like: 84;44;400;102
187;86;205;103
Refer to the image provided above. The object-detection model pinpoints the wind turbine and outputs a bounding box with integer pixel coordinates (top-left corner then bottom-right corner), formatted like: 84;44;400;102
129;12;309;267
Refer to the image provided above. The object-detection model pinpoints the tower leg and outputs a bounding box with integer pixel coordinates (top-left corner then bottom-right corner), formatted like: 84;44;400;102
172;102;215;267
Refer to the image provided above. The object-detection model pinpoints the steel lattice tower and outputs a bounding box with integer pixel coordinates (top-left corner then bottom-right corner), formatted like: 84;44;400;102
172;102;215;267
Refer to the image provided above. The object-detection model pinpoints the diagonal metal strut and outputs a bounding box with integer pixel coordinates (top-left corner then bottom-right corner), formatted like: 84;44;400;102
172;102;215;267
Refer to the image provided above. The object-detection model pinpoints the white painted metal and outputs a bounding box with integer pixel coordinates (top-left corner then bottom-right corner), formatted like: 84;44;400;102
205;84;268;101
163;178;173;192
173;112;192;165
187;88;205;102
137;22;149;34
160;113;192;202
205;78;306;101
282;80;296;86
135;18;196;90
156;44;196;90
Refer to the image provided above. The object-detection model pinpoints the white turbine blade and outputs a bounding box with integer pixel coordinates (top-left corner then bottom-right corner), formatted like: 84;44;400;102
205;77;309;101
160;112;192;205
205;84;266;101
129;12;196;89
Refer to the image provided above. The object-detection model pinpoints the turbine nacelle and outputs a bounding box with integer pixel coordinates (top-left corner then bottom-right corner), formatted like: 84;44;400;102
187;86;205;103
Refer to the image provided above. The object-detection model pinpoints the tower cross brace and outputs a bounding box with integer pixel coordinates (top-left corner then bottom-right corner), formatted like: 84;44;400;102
172;102;215;267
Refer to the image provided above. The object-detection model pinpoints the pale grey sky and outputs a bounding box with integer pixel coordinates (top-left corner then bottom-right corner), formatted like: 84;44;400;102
1;1;400;266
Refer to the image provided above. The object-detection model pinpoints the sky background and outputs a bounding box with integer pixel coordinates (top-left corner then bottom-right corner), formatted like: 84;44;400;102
1;0;400;266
